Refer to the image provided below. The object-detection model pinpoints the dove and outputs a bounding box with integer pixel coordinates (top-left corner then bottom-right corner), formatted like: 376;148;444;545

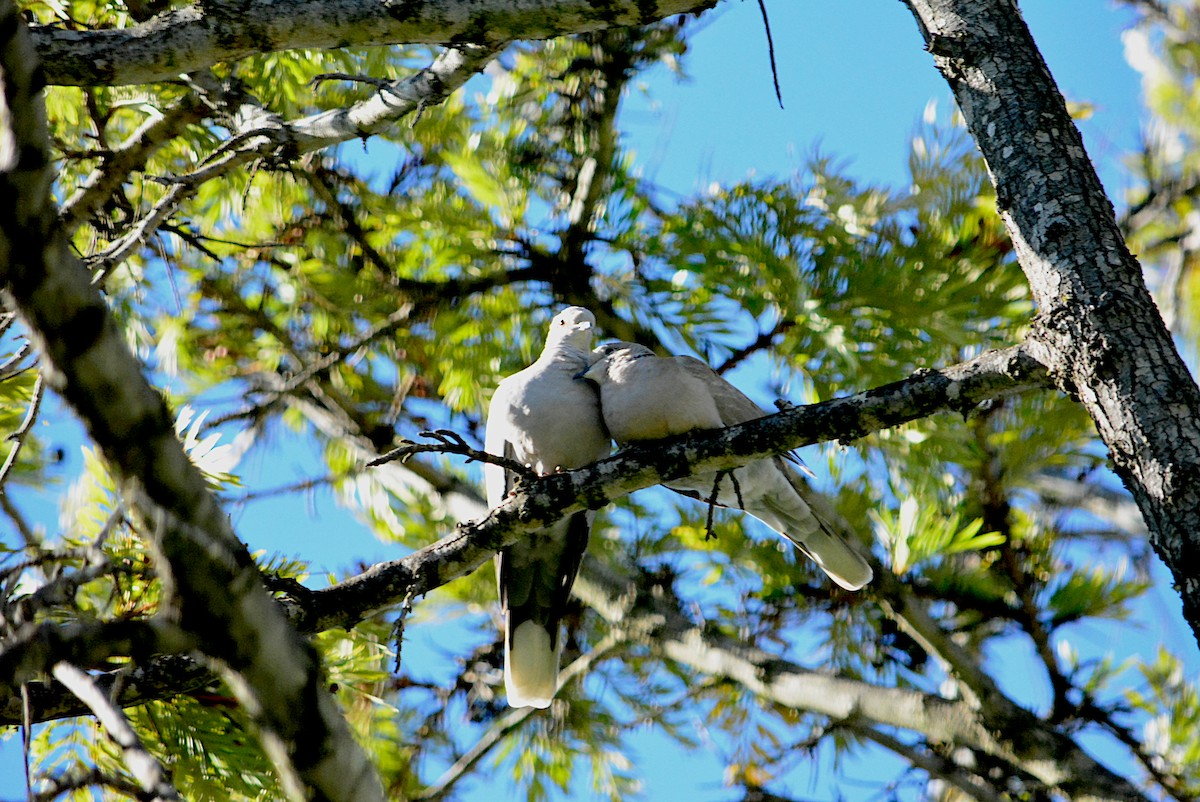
483;307;611;708
581;342;872;591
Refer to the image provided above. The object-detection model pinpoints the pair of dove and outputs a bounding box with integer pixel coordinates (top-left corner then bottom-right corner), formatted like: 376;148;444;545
484;307;872;708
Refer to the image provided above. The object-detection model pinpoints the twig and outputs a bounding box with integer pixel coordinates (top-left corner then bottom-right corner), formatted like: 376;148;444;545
229;472;343;504
392;589;415;673
0;493;38;549
86;45;498;279
368;429;538;481
21;683;31;798
52;661;182;801
2;506;125;630
88;183;188;280
715;318;794;375
0;309;16;340
704;471;722;541
0;373;43;488
412;631;625;801
755;0;784;109
0;339;32;378
201;303;416;432
30;767;151;802
728;469;745;511
59;93;208;234
310;73;395;90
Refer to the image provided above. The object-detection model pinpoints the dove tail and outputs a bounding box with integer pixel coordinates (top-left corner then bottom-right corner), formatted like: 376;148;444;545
775;518;874;591
504;619;559;709
496;512;591;708
754;491;873;591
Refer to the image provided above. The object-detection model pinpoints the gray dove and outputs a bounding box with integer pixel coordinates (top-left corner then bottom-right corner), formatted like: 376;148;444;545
581;342;872;591
484;307;611;708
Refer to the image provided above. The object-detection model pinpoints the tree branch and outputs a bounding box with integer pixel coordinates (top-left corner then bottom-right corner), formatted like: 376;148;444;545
88;44;498;277
0;4;383;799
57;92;208;234
0;344;1049;726
51;661;181;801
903;0;1200;645
0;618;193;723
846;723;1007;802
294;343;1048;632
32;0;720;87
572;567;1149;802
0;652;214;726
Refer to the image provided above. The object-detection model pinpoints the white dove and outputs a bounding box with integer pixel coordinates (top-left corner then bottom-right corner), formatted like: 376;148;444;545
581;342;872;591
483;307;611;708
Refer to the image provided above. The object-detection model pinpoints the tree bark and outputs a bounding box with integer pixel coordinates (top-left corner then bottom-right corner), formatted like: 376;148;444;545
0;4;384;800
31;0;719;86
903;0;1200;644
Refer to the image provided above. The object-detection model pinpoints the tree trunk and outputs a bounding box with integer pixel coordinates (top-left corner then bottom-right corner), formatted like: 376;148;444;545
903;0;1200;643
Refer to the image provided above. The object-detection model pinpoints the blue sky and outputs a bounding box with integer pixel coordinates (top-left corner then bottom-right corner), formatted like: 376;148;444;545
624;1;1142;195
0;2;1176;801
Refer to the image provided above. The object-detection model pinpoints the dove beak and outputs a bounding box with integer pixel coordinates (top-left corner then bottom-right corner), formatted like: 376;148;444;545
575;362;599;383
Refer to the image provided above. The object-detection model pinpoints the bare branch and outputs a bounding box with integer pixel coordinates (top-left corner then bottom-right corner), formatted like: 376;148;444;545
58;93;208;234
0;4;384;798
368;429;538;480
86;44;501;277
754;0;783;109
288;43;504;152
0;338;32;379
51;661;181;801
32;0;720;87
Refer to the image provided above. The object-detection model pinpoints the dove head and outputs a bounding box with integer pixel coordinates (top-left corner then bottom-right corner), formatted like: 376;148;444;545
543;306;598;354
579;341;653;385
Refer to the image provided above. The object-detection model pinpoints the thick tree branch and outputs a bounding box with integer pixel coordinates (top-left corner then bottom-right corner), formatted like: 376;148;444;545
290;44;503;151
903;0;1200;643
0;344;1049;725
0;618;197;722
32;0;719;87
168;43;501;186
0;652;213;726
294;343;1048;632
0;5;383;800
